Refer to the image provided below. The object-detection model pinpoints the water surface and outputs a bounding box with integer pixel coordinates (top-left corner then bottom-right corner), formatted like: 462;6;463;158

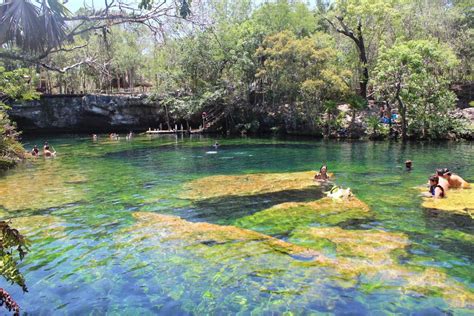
1;135;473;314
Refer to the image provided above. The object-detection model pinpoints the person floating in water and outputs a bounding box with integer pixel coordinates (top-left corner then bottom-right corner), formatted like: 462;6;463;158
213;141;220;149
405;160;412;171
428;175;445;198
314;165;329;181
30;145;39;157
439;168;470;189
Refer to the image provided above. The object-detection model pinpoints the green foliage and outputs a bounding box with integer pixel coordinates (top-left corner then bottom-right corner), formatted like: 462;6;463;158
0;221;29;315
0;221;28;291
0;0;70;52
372;39;460;139
0;67;38;169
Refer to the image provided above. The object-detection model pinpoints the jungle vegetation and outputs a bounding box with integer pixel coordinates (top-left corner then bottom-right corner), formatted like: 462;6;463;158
0;0;473;142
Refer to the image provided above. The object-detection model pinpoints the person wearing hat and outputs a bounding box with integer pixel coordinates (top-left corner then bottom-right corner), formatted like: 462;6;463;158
439;168;470;189
405;160;412;171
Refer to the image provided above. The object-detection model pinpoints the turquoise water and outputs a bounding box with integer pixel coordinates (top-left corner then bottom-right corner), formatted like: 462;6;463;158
0;135;473;314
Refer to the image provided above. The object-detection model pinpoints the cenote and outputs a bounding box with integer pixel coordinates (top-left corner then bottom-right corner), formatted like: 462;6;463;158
1;135;473;314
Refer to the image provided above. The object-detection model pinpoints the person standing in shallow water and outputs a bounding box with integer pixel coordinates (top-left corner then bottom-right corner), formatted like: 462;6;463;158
30;145;39;157
405;160;412;171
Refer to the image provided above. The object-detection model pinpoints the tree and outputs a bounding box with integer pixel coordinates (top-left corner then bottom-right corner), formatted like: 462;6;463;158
256;30;351;132
372;39;459;139
0;66;37;169
325;0;407;99
0;0;192;71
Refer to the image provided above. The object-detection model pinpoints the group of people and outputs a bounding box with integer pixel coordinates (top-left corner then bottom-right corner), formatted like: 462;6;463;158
92;132;133;141
313;162;469;200
428;168;470;198
30;141;56;157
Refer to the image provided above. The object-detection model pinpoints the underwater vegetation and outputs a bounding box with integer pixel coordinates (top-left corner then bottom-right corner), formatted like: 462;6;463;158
127;212;474;310
422;188;473;218
181;171;322;200
0;163;86;212
235;196;371;235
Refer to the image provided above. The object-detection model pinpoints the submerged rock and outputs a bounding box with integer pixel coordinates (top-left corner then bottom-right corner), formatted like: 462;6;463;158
130;212;322;260
422;188;474;218
8;215;66;238
292;227;474;308
235;196;371;235
0;165;86;211
181;171;325;200
126;212;474;310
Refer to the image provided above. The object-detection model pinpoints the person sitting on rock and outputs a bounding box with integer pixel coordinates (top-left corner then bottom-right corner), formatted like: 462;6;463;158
429;175;445;198
314;165;329;181
440;168;470;188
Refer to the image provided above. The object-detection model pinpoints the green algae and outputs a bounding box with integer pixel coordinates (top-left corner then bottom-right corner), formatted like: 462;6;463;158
124;212;474;310
442;229;474;243
235;196;371;235
181;171;327;200
422;188;474;218
0;163;86;211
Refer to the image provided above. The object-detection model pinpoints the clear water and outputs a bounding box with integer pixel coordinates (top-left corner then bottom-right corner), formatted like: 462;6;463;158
0;135;473;314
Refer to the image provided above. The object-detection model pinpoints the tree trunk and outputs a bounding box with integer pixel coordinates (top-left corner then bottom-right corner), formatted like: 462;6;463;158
397;95;407;140
356;26;369;99
164;104;171;130
327;17;369;99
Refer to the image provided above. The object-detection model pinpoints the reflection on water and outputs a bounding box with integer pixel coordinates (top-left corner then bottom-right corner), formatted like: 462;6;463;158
0;135;473;313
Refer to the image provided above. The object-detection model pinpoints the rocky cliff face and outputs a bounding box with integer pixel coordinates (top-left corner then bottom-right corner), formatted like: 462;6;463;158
9;94;161;132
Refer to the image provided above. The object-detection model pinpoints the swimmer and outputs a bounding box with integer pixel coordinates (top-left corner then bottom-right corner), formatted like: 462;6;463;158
30;145;39;157
405;160;412;171
428;175;445;198
314;165;329;181
43;144;56;157
439;168;470;189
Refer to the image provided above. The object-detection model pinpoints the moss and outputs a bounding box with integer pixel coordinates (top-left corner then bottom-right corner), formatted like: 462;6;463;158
127;212;474;309
441;229;474;243
0;164;86;211
181;171;330;200
422;188;474;218
235;196;371;235
130;212;322;260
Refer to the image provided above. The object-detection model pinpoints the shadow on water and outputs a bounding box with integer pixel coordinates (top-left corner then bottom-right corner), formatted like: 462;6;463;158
177;186;325;224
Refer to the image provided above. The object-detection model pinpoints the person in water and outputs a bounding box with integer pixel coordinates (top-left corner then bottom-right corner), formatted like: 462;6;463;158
213;141;220;148
43;144;55;157
31;145;39;156
405;160;412;171
435;168;450;191
314;165;329;181
439;168;470;188
429;175;445;198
